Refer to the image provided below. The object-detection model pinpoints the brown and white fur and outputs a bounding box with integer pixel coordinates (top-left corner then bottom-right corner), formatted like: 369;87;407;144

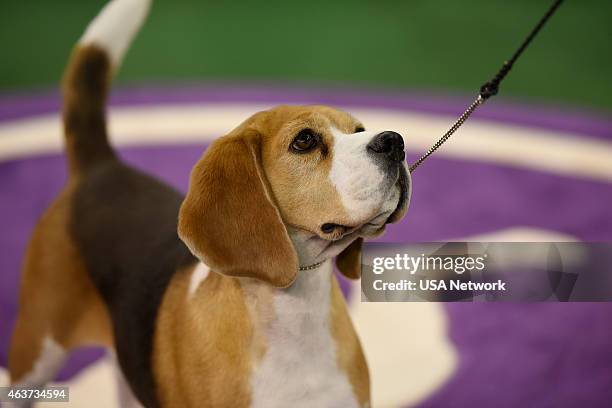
7;0;411;407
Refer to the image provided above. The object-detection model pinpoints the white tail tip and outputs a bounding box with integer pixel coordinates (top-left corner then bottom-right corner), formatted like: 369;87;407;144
79;0;152;68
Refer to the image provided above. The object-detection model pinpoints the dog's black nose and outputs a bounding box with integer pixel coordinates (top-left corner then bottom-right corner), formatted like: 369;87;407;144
367;131;405;162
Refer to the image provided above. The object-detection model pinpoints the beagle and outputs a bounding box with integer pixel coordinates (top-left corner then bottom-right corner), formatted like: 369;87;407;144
7;0;410;407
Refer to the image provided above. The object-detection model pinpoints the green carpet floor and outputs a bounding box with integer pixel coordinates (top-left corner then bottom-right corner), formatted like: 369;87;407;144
1;0;610;110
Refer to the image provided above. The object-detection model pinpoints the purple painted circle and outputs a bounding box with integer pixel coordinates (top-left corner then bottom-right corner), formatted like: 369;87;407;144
1;86;611;407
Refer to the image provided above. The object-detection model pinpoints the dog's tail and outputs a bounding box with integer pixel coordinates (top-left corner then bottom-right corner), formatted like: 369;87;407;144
62;0;151;174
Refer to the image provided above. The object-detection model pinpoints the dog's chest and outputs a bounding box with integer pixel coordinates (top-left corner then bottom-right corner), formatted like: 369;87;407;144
246;265;359;408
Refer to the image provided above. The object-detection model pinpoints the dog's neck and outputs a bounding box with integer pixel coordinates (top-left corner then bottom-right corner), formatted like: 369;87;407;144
238;227;356;304
235;227;350;303
239;228;340;328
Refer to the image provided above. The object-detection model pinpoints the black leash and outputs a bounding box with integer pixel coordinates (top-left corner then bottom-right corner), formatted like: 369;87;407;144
409;0;565;173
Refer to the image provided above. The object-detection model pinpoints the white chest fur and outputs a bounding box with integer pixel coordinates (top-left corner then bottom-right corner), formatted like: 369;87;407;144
245;262;359;408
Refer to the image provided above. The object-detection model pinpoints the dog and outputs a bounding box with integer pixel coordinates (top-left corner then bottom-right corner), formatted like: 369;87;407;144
7;0;410;407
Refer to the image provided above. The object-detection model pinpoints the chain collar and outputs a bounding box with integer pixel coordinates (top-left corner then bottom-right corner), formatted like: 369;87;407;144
298;260;325;271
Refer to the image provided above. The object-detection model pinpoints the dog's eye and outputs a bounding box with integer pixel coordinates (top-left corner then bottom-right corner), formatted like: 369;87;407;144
290;129;318;152
355;126;365;133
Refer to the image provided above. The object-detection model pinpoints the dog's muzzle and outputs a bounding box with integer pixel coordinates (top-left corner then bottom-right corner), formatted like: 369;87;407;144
367;131;410;225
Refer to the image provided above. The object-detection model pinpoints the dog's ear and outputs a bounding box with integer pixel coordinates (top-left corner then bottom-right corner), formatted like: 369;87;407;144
336;237;363;279
178;129;298;288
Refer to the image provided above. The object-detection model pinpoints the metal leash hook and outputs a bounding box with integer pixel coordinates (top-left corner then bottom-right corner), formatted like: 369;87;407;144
409;0;564;173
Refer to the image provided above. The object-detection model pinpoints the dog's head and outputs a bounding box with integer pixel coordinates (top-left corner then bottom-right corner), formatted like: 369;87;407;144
178;105;410;287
